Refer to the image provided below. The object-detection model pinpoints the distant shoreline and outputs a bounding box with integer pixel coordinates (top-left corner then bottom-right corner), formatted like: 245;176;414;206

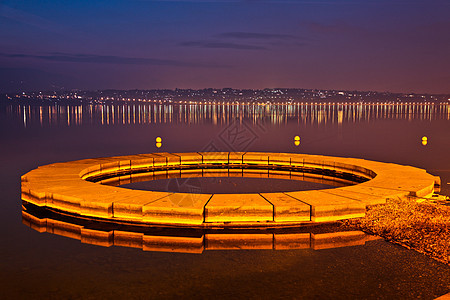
1;88;449;105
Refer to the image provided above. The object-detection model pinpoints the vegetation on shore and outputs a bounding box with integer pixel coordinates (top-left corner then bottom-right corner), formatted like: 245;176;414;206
342;197;450;265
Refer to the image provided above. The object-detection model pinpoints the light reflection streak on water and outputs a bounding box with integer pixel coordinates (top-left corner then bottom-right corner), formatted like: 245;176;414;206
22;105;27;128
7;102;450;128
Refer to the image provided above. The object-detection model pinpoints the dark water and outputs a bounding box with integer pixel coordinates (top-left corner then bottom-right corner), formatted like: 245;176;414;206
1;102;450;299
121;177;334;193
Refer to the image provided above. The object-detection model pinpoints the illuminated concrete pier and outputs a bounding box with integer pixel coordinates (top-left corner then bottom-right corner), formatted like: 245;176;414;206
21;152;440;227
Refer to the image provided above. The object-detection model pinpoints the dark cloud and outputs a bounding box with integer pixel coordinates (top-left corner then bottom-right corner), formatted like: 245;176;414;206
1;52;224;68
180;41;266;50
217;32;298;40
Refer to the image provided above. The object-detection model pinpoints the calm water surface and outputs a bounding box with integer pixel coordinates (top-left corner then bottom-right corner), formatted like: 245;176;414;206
1;102;450;299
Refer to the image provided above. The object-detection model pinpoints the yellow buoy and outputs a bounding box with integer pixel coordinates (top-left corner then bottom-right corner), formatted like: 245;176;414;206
421;136;428;146
156;142;162;148
156;137;162;143
294;135;300;141
294;140;300;147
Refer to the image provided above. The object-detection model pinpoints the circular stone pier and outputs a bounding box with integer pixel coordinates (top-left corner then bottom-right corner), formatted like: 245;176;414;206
21;152;441;228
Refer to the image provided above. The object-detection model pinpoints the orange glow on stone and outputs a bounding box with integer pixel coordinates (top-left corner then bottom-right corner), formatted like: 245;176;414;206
20;152;440;228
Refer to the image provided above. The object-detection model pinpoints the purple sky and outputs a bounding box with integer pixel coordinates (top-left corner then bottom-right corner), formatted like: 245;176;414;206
1;0;449;93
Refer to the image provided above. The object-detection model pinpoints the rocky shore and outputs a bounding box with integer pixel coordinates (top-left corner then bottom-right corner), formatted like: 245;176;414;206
342;197;450;265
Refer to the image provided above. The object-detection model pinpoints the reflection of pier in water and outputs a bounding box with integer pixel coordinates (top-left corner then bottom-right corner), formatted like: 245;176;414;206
22;204;379;253
7;102;450;128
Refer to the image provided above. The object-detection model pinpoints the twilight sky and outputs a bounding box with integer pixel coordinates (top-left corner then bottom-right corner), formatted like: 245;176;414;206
0;0;449;93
